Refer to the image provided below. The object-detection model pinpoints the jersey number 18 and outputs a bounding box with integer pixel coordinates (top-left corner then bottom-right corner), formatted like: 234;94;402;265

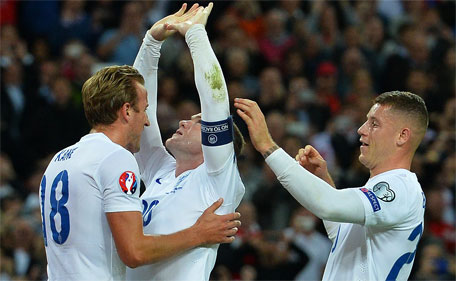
40;170;70;246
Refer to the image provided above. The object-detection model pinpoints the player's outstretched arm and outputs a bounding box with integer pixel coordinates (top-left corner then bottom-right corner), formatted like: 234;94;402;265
169;3;235;173
133;4;200;185
107;198;240;268
234;98;365;224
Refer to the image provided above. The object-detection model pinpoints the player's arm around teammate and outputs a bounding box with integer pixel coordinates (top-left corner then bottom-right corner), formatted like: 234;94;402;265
108;197;239;267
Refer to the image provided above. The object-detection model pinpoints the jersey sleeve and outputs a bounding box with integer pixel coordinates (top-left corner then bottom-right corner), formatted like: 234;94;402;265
97;148;142;213
323;220;341;242
185;24;234;175
354;175;409;228
265;148;365;224
133;32;176;187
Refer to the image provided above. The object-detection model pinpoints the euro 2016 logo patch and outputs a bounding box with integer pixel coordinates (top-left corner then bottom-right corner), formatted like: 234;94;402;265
119;171;137;195
373;182;395;202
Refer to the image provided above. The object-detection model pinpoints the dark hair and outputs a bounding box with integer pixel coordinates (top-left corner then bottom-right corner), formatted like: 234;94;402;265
375;91;429;137
233;121;245;157
82;65;145;127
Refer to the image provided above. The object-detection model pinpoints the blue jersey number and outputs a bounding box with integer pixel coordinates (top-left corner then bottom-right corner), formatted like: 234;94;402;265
142;199;159;227
40;170;71;246
386;223;423;280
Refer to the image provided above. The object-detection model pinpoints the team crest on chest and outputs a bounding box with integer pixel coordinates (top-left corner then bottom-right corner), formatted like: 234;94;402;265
119;171;137;195
373;181;395;202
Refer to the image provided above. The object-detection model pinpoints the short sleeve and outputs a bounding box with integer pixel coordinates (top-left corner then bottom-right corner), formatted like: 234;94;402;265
355;175;408;228
98;148;142;213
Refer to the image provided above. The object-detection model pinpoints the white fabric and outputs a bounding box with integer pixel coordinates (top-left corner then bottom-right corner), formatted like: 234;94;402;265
128;26;245;280
40;133;142;281
265;149;425;281
265;148;365;223
186;24;232;173
323;169;425;281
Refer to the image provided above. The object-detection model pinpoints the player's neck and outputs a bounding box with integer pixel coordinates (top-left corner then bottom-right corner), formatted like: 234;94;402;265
91;125;128;150
174;156;203;177
369;157;412;178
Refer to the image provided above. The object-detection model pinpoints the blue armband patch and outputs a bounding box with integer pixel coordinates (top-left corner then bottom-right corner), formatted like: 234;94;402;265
201;116;233;146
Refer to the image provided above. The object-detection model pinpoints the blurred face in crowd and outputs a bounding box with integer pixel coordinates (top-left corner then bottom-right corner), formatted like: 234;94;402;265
292;207;317;233
357;103;399;172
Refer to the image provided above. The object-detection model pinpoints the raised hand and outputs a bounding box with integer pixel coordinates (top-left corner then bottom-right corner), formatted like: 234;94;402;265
295;145;334;187
148;3;200;41
165;2;213;36
193;198;241;245
234;98;278;157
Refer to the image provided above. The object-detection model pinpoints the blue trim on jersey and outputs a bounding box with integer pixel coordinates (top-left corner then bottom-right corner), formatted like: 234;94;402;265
331;225;341;253
201;116;233;146
360;187;381;212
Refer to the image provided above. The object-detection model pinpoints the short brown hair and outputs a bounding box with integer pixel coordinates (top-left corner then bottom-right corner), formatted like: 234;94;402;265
233;121;245;157
82;65;145;127
375;91;429;141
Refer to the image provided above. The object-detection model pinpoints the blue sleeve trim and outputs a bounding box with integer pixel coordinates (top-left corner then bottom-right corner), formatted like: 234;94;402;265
201;116;233;146
359;188;381;212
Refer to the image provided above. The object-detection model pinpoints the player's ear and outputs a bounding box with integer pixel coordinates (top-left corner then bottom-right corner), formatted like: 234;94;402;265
120;103;131;122
397;127;411;146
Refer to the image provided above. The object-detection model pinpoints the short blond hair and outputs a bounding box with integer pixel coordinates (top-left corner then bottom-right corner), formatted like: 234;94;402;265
82;65;145;127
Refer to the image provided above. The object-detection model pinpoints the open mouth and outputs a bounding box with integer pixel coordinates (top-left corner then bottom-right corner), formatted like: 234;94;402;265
360;140;369;147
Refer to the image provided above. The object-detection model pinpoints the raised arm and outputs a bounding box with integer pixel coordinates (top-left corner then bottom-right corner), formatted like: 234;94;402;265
234;98;365;224
168;3;234;174
133;4;199;185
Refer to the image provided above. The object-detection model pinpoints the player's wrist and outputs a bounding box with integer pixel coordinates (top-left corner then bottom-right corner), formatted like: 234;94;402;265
188;223;205;246
260;142;280;159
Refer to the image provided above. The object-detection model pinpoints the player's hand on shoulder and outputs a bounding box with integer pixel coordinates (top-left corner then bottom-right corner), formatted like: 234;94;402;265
193;198;241;245
165;2;213;36
148;3;200;41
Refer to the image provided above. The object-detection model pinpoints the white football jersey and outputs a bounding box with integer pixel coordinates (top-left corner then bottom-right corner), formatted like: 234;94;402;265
39;133;142;281
127;151;244;280
127;25;245;280
322;169;425;281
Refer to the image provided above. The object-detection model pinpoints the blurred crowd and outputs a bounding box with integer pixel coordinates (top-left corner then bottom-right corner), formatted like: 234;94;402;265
0;0;454;280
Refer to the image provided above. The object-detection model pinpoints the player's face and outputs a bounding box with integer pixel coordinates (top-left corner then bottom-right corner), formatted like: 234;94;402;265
127;82;150;153
165;113;203;156
357;104;398;172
